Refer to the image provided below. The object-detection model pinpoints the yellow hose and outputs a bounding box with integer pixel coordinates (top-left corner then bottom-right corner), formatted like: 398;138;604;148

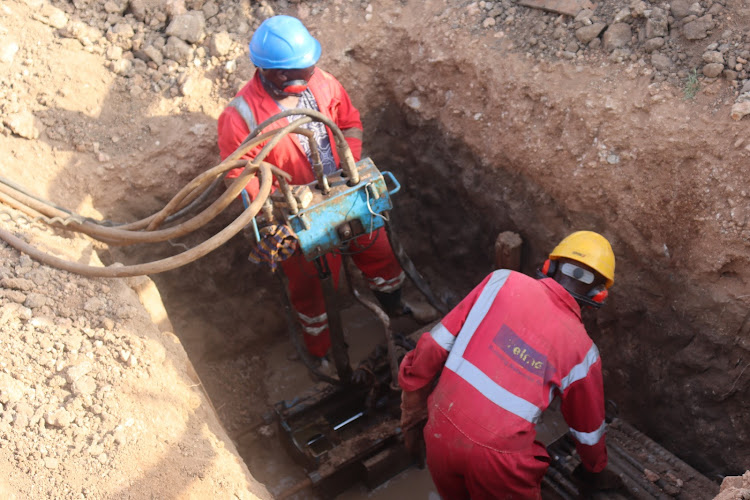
0;110;355;277
0;163;273;277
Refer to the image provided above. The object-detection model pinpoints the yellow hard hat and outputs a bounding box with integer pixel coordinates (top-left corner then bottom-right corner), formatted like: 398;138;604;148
549;231;615;288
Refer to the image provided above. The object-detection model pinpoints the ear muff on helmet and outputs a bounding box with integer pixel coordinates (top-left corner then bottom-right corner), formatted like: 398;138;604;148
568;285;607;309
541;259;557;277
587;285;608;304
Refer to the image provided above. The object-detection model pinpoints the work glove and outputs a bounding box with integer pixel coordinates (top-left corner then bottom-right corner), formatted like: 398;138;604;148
247;224;298;271
572;464;624;495
400;386;431;468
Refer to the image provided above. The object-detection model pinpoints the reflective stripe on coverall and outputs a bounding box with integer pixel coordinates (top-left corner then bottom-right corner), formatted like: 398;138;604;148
399;269;608;500
217;69;404;357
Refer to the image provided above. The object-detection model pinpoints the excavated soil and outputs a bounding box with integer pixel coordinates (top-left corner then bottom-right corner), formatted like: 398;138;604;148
2;0;750;497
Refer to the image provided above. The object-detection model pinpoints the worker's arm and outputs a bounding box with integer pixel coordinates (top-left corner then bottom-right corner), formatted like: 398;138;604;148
217;106;261;199
559;344;608;473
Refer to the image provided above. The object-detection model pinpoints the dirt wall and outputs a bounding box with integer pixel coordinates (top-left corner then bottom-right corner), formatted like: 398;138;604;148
0;216;271;499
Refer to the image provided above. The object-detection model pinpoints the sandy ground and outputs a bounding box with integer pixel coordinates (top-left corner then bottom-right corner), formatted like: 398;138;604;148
0;216;270;498
2;0;750;497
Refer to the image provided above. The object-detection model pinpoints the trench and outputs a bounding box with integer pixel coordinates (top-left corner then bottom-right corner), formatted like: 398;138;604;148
102;99;729;499
0;0;747;495
129;104;509;497
105;56;745;500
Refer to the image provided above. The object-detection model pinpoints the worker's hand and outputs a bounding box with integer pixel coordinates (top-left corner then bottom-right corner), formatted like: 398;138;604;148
400;388;429;430
572;464;624;493
247;224;298;271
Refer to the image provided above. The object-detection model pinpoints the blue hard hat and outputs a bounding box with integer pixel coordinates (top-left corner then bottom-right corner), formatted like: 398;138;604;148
249;15;322;69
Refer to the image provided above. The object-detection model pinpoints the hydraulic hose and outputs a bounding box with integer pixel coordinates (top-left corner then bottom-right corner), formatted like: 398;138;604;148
0;121;299;235
0;163;273;277
1;173;221;230
161;176;223;226
240;108;359;184
0;175;91;221
0;111;356;279
342;255;400;389
0;190;60;225
0;118;308;245
0;160;253;245
118;122;306;231
143;160;248;231
384;217;450;315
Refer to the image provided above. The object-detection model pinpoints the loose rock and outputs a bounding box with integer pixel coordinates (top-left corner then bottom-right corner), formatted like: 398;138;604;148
731;102;750;121
3;112;40;140
166;11;206;44
602;23;631;51
0;40;19;64
209;31;232;57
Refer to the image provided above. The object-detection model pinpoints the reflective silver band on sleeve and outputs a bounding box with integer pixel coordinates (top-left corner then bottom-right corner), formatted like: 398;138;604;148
302;324;327;336
296;311;328;337
228;96;257;133
561;344;600;391
342;127;363;140
297;311;328;324
569;420;607;446
429;322;455;352
367;272;406;292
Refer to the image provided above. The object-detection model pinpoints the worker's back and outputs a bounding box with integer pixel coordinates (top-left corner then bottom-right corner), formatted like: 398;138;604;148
428;269;602;452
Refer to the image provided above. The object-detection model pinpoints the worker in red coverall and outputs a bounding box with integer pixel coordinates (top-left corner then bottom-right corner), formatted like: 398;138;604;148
217;15;410;361
399;231;623;499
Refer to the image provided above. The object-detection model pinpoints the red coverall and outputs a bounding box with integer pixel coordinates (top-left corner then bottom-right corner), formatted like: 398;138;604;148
218;69;404;357
399;269;608;500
